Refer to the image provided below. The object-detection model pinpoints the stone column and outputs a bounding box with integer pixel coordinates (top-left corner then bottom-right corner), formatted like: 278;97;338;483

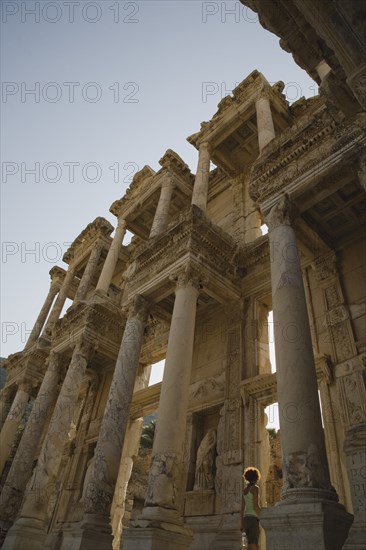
316;60;332;81
149;177;175;238
24;279;59;350
96;219;127;293
255;95;275;153
244;178;262;243
191;141;211;211
0;383;31;476
2;338;95;550
0;352;64;528
259;194;352;550
123;268;200;550
62;297;149;550
74;241;103;302
0;387;15;432
41;266;75;338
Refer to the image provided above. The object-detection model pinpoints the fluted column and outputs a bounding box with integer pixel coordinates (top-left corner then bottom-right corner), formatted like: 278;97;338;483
255;95;275;153
64;297;149;550
123;268;200;550
24;278;60;350
41;266;75;338
191;142;211;211
74;241;103;302
0;387;15;432
2;338;96;550
150;177;175;238
0;352;64;528
0;383;31;476
96;219;126;293
259;194;352;550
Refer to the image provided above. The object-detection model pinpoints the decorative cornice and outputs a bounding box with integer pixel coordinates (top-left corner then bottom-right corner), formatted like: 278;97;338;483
159;149;194;184
63;217;113;263
128;206;239;291
249;103;365;205
52;301;125;350
110;166;156;217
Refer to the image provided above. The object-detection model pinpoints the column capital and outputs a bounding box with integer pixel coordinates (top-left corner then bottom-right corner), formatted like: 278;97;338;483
265;194;298;230
255;86;272;102
124;294;150;324
18;379;34;395
117;217;127;230
49;266;66;287
197;140;211;154
161;174;176;190
74;336;98;360
170;265;204;291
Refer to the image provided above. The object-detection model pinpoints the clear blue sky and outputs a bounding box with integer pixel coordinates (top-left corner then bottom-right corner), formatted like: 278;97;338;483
1;0;316;359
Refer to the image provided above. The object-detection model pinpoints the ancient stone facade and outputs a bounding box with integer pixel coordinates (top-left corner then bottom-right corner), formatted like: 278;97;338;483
1;2;365;549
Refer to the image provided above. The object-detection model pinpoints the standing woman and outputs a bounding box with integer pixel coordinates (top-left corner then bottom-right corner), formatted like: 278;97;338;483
240;467;261;550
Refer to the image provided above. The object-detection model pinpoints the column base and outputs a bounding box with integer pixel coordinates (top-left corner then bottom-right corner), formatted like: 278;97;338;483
122;527;193;550
210;513;242;550
260;499;353;550
2;517;47;550
343;523;366;549
60;514;113;550
122;506;193;550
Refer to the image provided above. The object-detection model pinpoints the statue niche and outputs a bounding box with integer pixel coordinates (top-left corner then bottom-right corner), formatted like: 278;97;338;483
193;428;217;491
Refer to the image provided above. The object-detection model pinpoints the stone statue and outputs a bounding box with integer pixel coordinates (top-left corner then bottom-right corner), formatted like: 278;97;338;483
194;428;217;491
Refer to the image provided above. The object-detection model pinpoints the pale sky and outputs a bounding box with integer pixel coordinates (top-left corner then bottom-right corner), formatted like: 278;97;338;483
1;0;316;401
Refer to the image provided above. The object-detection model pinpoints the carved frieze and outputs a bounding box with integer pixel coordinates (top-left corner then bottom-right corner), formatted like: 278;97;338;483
126;206;240;296
52;301;125;353
335;356;366;428
249;101;365;205
189;372;225;407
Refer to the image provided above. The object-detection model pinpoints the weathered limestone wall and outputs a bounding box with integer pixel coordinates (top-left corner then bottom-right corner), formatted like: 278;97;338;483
206;182;234;238
191;307;232;384
339;239;366;351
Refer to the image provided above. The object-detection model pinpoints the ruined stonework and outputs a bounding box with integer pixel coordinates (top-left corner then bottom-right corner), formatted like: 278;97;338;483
1;2;365;549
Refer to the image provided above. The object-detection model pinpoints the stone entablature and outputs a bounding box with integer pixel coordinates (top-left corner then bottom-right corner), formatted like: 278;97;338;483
63;217;114;266
110;152;194;241
126;206;241;303
187;70;291;150
249;101;366;210
159;149;194;186
2;348;49;395
52;301;125;359
110;166;156;220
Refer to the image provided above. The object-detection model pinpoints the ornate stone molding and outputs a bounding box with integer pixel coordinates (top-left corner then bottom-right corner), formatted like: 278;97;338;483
249;101;365;205
128;206;239;293
312;251;337;282
189;372;225;406
335;355;366;428
110;166;156;218
63;217;113;263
